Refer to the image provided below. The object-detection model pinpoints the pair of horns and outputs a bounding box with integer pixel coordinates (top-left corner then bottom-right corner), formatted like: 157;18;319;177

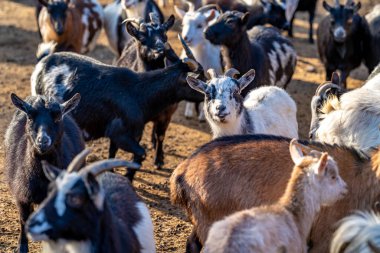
67;149;140;176
206;68;240;79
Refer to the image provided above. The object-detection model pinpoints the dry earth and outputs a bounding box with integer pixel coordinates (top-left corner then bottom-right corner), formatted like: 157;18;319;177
0;0;377;252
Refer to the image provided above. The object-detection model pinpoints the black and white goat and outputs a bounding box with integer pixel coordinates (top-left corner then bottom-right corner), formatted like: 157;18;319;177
26;149;155;253
103;0;163;56
364;4;380;73
4;93;84;253
205;11;297;93
317;0;371;88
36;0;104;60
31;37;203;181
115;14;175;169
187;68;298;139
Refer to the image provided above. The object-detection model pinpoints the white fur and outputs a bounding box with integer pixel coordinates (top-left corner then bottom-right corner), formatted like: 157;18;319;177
31;60;46;96
27;211;52;241
42;239;92;253
365;4;380;23
41;64;73;98
133;202;156;253
202;77;298;139
331;211;380;253
55;173;81;216
363;70;380;90
315;87;380;154
103;1;126;55
177;7;222;121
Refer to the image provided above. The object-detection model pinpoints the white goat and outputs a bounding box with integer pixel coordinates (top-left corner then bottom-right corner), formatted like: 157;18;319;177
331;211;380;253
175;2;222;121
186;68;298;139
314;69;380;155
203;139;347;253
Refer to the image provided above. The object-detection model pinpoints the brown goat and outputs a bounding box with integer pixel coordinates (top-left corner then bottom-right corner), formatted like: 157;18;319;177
36;0;103;59
170;135;380;253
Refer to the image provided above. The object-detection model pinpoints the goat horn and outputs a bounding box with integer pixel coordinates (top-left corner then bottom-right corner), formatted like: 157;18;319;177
315;83;342;96
67;149;91;173
80;159;140;176
149;12;161;25
183;58;199;72
122;18;143;26
178;34;195;61
197;4;222;13
225;68;240;78
185;0;195;12
207;69;218;79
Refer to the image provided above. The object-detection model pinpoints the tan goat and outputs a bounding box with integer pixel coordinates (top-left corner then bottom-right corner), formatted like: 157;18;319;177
203;140;347;253
170;135;380;253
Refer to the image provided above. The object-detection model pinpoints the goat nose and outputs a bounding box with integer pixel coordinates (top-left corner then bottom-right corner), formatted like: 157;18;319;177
37;136;49;145
216;105;226;111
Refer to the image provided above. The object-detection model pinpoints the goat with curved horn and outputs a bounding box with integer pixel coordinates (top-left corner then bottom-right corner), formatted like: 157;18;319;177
197;4;222;13
122;18;143;26
207;69;218;79
186;0;195;12
79;159;140;176
178;34;196;61
67;148;91;172
225;68;240;78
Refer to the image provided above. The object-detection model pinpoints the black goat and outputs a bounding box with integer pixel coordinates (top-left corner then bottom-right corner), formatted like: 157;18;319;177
288;0;318;43
116;14;176;169
317;0;371;88
104;0;164;56
364;5;380;73
4;93;84;253
26;149;154;253
31;38;203;181
205;11;297;94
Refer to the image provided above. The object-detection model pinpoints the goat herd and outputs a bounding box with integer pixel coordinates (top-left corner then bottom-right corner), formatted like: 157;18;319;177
3;0;380;252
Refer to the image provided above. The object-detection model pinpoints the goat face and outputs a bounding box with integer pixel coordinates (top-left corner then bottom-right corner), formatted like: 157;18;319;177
10;93;80;155
176;8;218;47
27;167;103;242
187;69;255;123
205;11;250;46
322;1;361;43
39;0;69;36
126;15;175;61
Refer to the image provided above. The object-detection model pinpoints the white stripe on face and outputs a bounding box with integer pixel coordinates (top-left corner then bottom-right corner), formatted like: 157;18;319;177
27;210;52;241
55;173;81;216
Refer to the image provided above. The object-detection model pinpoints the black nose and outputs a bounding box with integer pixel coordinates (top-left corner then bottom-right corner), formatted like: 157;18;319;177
309;132;314;139
216;105;226;112
37;136;49;145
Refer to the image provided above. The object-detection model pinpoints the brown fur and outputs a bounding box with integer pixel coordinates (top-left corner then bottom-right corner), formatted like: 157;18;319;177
170;136;380;252
38;0;102;53
319;95;340;115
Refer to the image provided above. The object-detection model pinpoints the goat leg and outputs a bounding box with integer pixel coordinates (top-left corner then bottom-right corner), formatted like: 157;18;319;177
186;228;203;253
108;141;119;158
308;10;315;44
288;15;296;38
16;202;33;253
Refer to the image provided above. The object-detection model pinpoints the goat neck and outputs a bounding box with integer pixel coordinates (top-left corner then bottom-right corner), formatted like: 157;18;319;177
221;33;252;72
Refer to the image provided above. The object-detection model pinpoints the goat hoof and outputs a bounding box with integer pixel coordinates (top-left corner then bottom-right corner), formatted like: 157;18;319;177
15;244;28;253
154;161;164;170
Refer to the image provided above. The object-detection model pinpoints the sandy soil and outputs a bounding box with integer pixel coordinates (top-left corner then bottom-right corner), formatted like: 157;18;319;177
0;0;376;252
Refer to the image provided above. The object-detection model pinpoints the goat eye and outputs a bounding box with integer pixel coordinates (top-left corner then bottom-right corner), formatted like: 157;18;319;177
374;201;380;211
197;24;202;29
331;175;336;180
67;194;85;208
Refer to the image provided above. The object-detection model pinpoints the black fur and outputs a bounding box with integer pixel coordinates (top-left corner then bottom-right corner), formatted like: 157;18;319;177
4;95;84;253
288;0;318;43
34;50;203;181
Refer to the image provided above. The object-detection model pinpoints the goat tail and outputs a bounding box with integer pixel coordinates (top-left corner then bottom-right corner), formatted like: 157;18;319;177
169;162;189;208
330;211;380;253
36;41;57;62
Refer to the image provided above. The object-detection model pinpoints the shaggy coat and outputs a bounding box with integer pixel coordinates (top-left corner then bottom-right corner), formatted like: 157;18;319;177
364;4;380;73
170;135;378;253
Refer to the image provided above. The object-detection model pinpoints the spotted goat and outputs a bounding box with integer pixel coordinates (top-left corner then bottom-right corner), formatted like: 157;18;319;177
36;0;103;60
103;0;163;56
187;68;298;139
26;149;155;253
4;93;84;253
205;11;297;94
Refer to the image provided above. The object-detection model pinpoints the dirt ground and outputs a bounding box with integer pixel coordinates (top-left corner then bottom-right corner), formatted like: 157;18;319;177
0;0;377;252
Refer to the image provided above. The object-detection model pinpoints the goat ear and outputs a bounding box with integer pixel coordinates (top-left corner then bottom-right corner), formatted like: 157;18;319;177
352;1;361;12
316;152;328;176
84;173;104;210
322;1;332;12
42;161;61;181
61;93;80;117
10;93;34;116
186;76;208;94
237;69;255;92
331;72;340;86
126;22;140;38
174;6;186;20
289;139;304;165
163;15;175;31
241;12;250;26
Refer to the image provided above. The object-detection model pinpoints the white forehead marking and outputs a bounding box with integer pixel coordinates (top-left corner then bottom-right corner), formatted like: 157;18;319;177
55;172;82;216
209;77;238;95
